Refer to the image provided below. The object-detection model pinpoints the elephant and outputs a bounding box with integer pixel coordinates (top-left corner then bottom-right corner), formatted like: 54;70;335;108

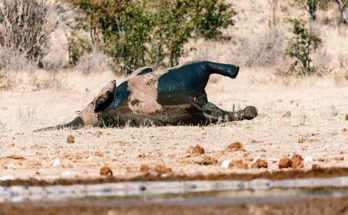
37;61;258;131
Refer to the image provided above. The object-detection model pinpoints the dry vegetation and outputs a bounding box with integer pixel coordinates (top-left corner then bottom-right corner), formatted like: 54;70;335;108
0;0;347;181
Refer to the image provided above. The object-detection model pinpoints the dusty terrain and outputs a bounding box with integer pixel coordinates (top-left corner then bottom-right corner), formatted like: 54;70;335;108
0;69;347;181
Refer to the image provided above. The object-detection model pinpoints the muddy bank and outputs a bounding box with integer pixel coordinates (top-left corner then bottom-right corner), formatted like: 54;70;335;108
1;167;348;186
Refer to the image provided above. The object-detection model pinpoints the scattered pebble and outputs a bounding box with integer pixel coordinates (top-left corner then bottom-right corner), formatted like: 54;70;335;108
334;156;344;161
52;158;61;167
318;158;326;162
100;166;113;176
226;142;244;152
345;114;348;121
197;156;218;166
154;164;172;175
228;160;249;169
304;156;313;164
221;160;231;169
282;111;291;118
290;154;304;169
343;128;347;132
251;159;268;169
67;135;75;144
137;153;146;158
87;156;94;161
140;164;150;172
191;145;205;155
279;157;291;169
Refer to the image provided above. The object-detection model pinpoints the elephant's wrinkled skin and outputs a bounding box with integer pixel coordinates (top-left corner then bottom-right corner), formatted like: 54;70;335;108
38;61;258;131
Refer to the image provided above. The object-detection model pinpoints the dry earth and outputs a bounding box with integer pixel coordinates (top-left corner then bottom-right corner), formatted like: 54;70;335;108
0;69;347;181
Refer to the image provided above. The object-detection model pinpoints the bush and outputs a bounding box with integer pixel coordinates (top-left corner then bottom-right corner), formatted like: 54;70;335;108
286;19;322;75
0;0;57;67
66;0;236;75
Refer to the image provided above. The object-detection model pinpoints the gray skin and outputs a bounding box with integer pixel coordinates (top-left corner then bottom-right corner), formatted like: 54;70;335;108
36;61;258;131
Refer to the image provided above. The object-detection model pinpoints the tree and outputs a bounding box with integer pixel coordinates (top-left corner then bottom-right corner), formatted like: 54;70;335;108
334;0;348;24
293;0;330;21
286;19;322;75
66;0;236;74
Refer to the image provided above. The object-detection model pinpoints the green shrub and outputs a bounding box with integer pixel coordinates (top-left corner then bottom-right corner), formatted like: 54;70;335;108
66;0;236;74
286;19;322;75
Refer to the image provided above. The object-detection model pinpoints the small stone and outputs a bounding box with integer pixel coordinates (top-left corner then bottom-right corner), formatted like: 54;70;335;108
318;158;326;162
154;164;172;175
334;156;344;161
137;153;146;158
345;114;348;121
282;111;291;118
279;157;291;169
290;154;304;169
100;166;113;176
226;142;244;152
221;160;231;169
52;158;61;167
197;156;218;166
228;160;249;169
304;156;313;164
140;164;150;172
251;159;268;169
67;135;75;144
191;145;205;155
342;128;347;132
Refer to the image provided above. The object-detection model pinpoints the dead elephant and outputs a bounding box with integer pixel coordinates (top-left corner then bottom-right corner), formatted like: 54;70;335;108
38;61;258;131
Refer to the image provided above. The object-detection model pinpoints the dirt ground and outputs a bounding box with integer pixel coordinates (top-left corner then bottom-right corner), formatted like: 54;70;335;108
0;70;347;181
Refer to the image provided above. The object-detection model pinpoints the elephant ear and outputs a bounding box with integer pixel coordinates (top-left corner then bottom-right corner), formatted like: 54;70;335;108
94;80;117;113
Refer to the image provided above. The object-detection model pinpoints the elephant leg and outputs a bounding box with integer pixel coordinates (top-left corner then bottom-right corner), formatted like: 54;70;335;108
202;102;258;122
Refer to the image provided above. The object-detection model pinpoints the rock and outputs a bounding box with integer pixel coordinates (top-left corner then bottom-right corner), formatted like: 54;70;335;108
251;159;268;169
67;135;75;144
279;157;291;169
334;156;344;161
154;164;172;175
191;145;205;155
345;114;348;121
52;158;61;167
228;160;249;169
290;154;304;169
304;156;313;164
343;128;347;132
221;160;231;169
140;164;150;172
197;156;218;166
137;153;146;158
318;158;326;162
226;142;244;152
100;166;113;176
282;111;291;118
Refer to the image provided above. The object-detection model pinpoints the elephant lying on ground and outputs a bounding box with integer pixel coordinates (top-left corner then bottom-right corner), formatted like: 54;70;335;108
38;61;258;131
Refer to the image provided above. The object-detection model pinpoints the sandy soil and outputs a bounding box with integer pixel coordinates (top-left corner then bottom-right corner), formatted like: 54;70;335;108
0;70;347;181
